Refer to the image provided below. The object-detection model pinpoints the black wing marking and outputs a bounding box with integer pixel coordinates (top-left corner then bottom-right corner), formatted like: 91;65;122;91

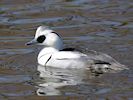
94;60;111;65
60;48;76;51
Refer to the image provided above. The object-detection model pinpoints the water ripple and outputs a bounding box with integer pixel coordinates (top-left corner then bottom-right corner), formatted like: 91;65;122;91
0;75;31;83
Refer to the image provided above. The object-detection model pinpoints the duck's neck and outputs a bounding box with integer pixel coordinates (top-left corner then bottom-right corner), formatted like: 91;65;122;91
38;39;64;59
42;47;59;53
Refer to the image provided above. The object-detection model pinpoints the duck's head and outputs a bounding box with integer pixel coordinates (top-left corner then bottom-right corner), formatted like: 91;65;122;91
26;26;64;50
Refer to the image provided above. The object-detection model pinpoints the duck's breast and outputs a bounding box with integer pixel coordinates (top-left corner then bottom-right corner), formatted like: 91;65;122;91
46;51;88;69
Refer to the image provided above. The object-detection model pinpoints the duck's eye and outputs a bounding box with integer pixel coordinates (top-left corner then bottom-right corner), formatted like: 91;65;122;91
37;35;46;43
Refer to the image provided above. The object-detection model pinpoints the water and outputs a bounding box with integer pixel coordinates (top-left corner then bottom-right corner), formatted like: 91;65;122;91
0;0;133;99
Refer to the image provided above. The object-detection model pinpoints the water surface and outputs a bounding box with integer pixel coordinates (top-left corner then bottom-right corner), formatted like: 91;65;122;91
0;0;133;99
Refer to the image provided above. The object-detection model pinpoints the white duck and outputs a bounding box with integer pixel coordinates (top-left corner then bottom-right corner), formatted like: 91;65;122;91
26;26;128;73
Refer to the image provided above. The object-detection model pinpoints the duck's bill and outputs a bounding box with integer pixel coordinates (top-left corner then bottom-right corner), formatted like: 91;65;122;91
26;39;37;45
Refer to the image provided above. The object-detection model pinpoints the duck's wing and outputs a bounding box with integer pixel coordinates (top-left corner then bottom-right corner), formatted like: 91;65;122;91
86;50;128;73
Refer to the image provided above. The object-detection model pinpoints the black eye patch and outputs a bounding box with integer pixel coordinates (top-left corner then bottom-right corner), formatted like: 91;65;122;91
37;35;46;43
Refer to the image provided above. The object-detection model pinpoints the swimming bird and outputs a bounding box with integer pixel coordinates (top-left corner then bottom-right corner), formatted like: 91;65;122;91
26;26;128;73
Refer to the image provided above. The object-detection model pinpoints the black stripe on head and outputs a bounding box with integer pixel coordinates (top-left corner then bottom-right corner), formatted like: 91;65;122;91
37;35;46;43
51;32;61;38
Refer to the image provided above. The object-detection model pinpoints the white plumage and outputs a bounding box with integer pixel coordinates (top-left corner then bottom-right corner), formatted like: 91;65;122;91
26;26;128;73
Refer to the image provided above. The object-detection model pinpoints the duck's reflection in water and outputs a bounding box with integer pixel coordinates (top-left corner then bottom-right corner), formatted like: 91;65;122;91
36;65;97;96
